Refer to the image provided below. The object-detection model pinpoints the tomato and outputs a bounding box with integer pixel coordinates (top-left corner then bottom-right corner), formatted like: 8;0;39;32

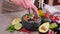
24;16;28;21
49;15;55;21
45;12;49;18
49;30;54;34
58;16;60;20
55;16;60;20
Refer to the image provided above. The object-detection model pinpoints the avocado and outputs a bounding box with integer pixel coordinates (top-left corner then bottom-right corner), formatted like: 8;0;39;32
38;22;49;33
50;23;58;29
42;18;51;23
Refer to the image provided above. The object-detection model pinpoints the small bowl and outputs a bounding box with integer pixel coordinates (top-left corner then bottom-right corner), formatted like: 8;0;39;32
22;14;42;31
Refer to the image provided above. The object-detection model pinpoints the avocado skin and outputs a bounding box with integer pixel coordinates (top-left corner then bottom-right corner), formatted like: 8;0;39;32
39;31;48;34
41;17;51;24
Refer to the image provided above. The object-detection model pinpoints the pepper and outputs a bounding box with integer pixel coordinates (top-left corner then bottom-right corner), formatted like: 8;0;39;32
20;29;31;34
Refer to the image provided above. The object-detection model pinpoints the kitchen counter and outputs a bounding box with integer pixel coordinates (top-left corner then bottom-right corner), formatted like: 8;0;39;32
0;11;39;34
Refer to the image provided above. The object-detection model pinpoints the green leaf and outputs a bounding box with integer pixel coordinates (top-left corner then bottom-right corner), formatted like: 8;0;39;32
6;25;15;33
9;29;15;33
27;14;33;17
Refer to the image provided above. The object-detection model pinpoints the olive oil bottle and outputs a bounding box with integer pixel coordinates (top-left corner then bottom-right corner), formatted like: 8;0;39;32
38;0;44;17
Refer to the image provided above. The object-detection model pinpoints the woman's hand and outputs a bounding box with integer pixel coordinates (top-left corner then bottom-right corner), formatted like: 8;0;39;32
11;0;38;14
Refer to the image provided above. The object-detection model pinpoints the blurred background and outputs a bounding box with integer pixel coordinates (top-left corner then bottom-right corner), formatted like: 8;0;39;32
44;0;60;6
1;0;60;13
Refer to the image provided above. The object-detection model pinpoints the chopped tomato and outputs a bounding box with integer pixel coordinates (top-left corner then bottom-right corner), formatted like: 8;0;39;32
24;16;28;21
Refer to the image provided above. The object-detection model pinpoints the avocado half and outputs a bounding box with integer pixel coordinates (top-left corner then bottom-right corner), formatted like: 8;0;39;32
38;22;49;33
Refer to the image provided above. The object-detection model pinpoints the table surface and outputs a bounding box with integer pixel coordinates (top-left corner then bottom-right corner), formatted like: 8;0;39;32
0;11;39;34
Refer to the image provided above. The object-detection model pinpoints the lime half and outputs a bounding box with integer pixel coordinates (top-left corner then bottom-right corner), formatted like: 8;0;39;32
14;23;22;30
12;18;21;25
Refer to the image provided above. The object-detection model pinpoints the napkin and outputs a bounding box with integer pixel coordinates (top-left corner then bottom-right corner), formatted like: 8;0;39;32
44;4;58;14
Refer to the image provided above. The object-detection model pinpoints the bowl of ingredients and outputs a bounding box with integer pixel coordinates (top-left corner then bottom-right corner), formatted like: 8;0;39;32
22;14;41;31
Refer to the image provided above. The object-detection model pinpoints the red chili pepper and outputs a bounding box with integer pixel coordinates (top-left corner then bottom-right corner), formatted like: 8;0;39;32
20;29;31;34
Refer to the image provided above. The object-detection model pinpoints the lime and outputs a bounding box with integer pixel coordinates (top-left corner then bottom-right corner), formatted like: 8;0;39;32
12;18;21;25
14;23;22;30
